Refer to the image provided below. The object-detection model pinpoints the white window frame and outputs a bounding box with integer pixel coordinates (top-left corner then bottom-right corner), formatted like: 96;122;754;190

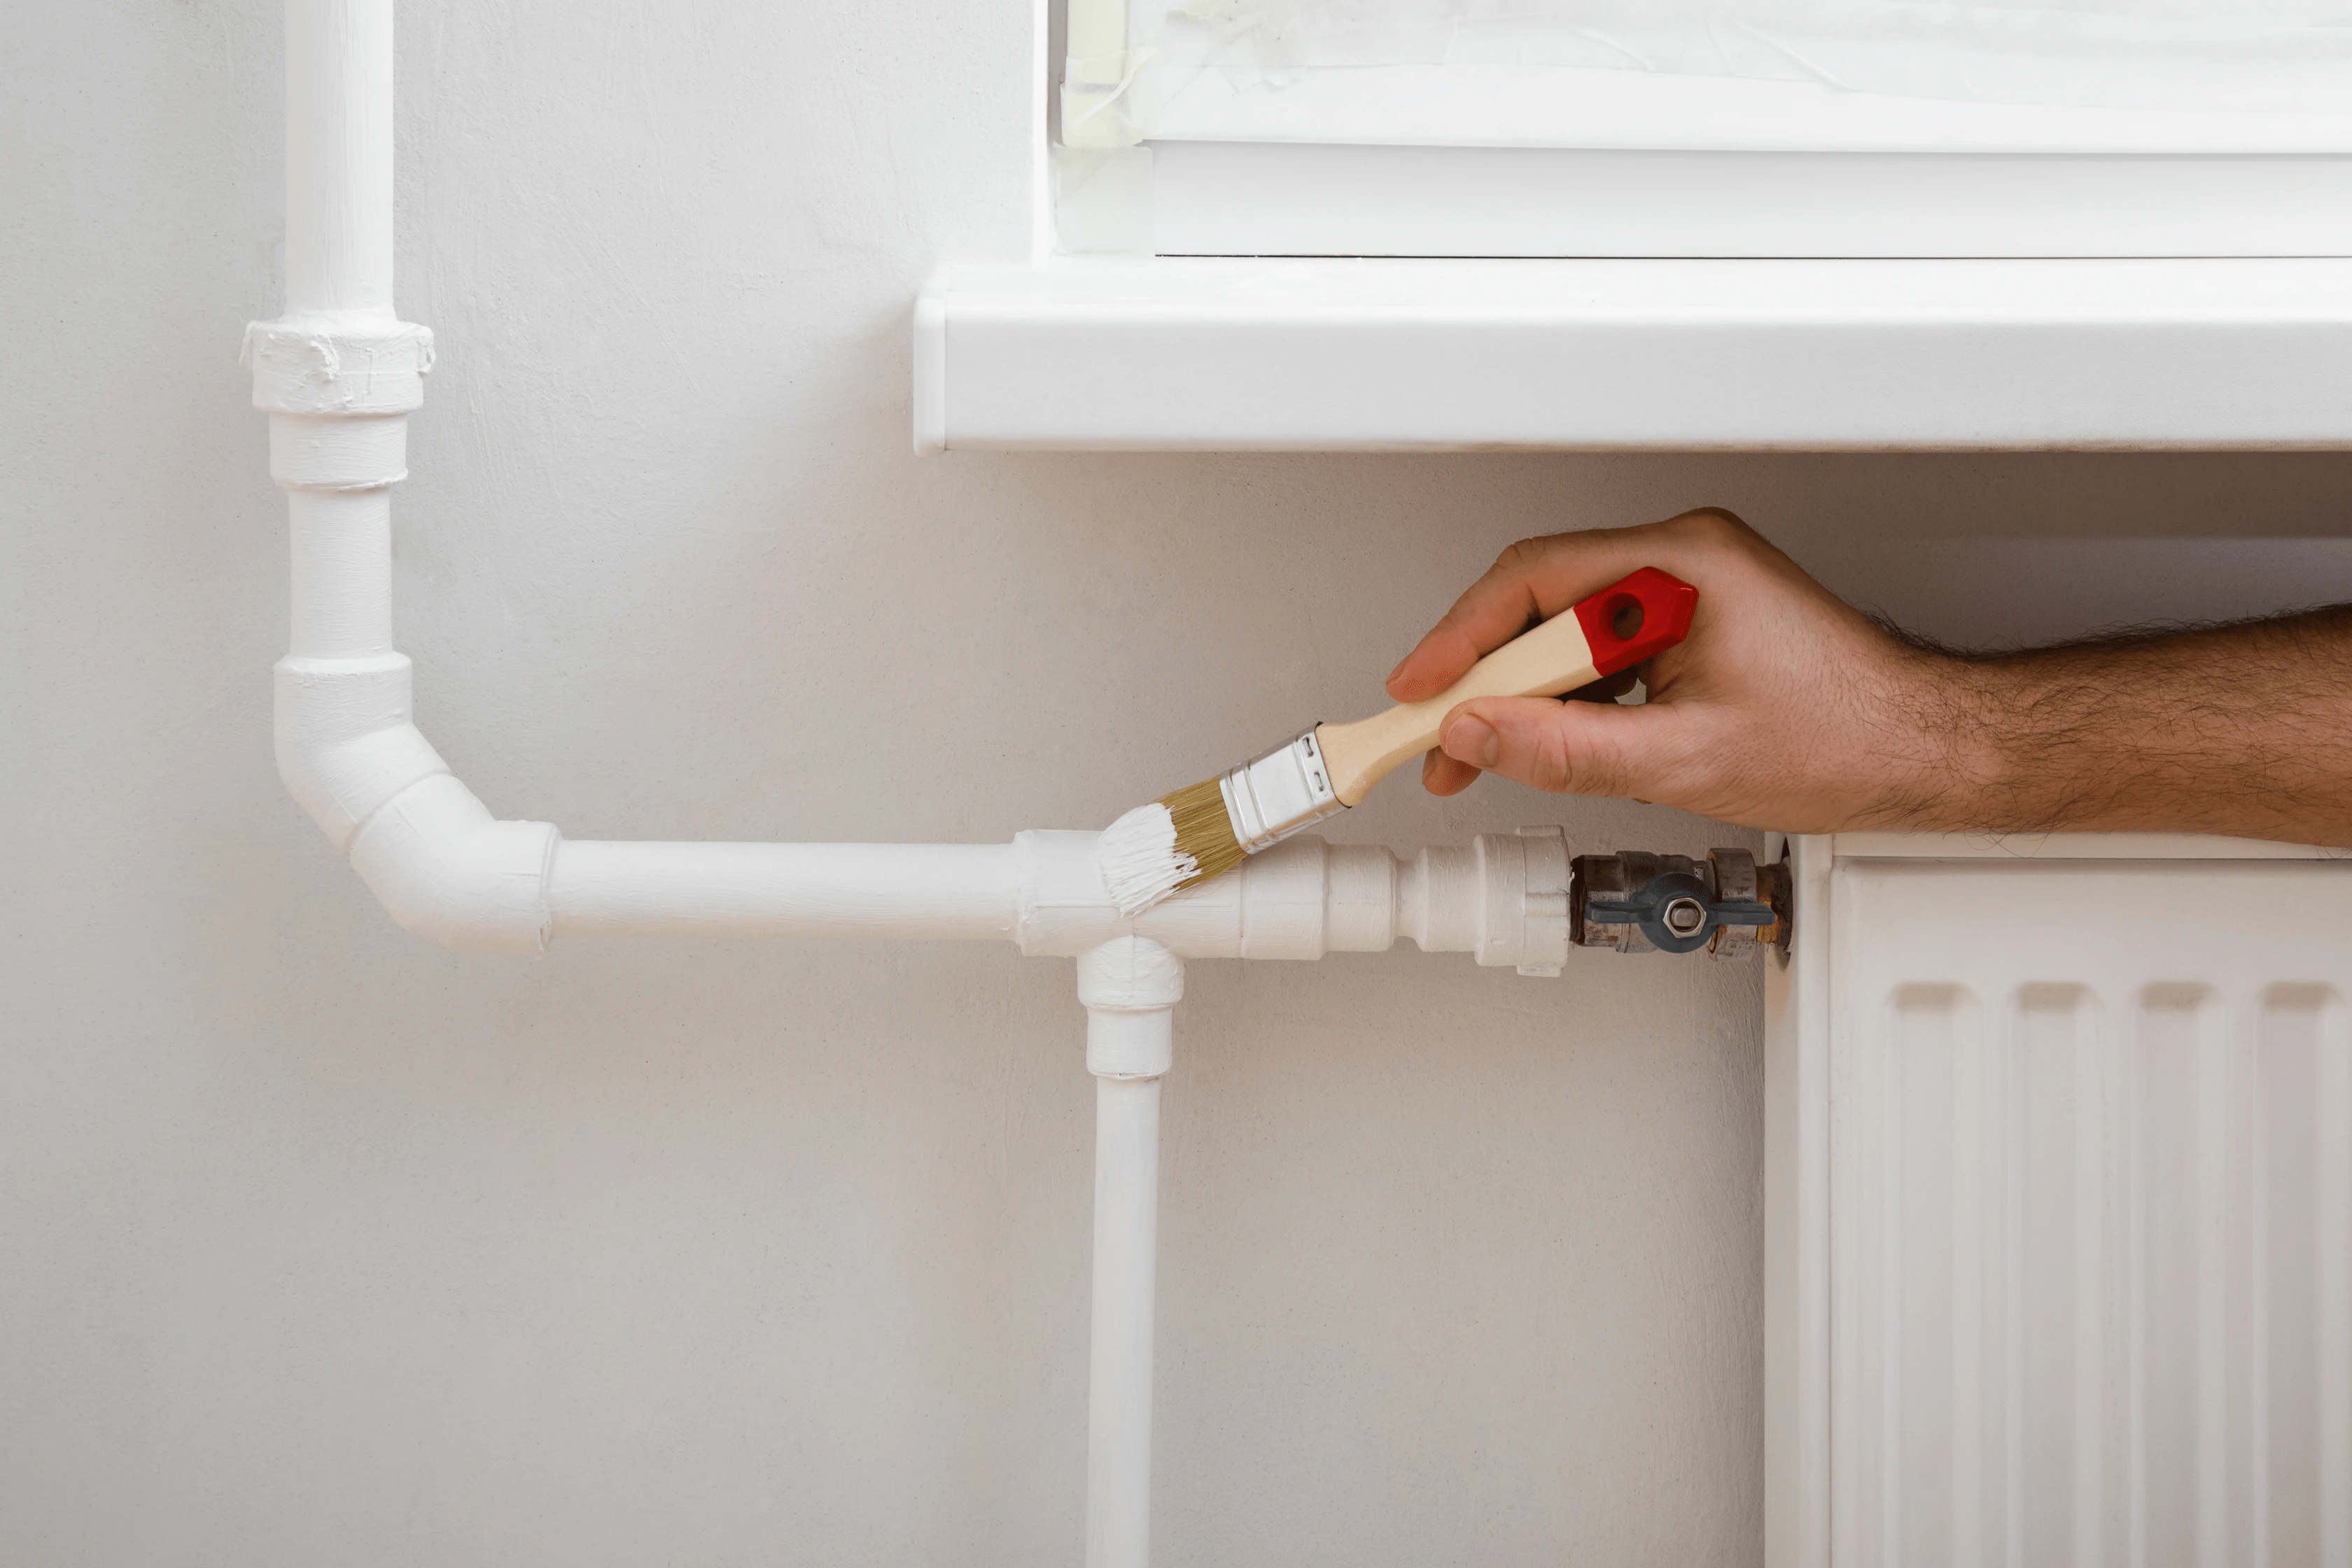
1053;0;2352;261
909;0;2352;454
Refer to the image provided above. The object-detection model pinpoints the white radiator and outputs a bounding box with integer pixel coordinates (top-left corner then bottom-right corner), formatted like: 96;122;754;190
1768;833;2352;1568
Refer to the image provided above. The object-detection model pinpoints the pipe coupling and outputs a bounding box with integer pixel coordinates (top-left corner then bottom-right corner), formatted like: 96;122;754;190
1078;936;1182;1079
244;317;434;416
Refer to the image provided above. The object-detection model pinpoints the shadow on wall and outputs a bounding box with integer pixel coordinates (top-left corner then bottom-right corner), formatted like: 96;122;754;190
913;444;2352;662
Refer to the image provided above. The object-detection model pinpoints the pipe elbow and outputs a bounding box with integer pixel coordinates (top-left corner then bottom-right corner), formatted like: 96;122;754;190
346;774;559;955
275;654;448;849
276;653;556;955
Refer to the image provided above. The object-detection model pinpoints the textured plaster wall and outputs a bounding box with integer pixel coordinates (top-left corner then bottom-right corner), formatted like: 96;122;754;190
7;4;2352;1564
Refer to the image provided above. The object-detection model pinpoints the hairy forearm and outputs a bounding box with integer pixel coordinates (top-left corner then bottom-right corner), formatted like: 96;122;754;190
1903;606;2352;846
1403;512;2352;847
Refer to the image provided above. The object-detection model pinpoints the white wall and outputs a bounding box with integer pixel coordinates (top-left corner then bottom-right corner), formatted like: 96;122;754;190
8;4;2352;1564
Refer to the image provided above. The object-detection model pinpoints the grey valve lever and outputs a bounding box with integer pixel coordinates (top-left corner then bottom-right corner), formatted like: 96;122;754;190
1570;848;1789;960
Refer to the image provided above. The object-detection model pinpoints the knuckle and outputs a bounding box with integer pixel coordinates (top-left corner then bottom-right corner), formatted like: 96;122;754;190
1493;536;1555;574
1525;712;1595;794
1669;506;1751;547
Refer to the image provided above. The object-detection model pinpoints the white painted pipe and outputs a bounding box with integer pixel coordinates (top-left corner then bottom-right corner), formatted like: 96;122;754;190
286;488;393;658
1088;1076;1161;1568
542;831;1575;970
1079;937;1182;1568
284;0;393;321
247;11;1583;1562
550;841;1022;941
248;4;1586;966
251;13;1602;947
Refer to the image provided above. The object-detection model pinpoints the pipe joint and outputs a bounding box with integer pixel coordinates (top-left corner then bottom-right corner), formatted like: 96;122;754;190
1014;827;1571;972
1476;825;1572;976
276;653;556;954
1077;934;1184;1013
244;316;433;417
270;412;407;491
274;653;451;850
1021;830;1396;960
347;774;559;956
1079;937;1181;1079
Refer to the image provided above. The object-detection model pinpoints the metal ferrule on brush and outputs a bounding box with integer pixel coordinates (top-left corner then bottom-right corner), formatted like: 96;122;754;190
1218;728;1347;853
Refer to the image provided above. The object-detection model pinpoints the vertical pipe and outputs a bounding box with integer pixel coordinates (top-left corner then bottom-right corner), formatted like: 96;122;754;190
284;0;395;318
270;5;411;665
1089;1071;1162;1568
1077;938;1183;1568
286;489;394;657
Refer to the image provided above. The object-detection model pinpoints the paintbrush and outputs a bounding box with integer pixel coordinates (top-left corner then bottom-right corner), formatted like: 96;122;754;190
1098;567;1699;916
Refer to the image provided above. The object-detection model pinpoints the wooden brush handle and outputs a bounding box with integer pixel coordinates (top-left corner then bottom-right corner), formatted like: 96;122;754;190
1315;567;1698;806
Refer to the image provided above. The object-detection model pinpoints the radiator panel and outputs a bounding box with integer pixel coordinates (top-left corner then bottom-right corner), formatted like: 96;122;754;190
1805;853;2352;1568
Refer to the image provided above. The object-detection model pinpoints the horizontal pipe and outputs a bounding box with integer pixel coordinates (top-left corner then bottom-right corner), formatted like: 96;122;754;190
549;840;1021;941
529;832;1572;967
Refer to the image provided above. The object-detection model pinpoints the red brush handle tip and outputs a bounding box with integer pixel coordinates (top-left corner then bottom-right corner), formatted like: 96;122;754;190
1571;567;1700;678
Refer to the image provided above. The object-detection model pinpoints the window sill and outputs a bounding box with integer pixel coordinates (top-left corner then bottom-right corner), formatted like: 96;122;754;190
913;257;2352;453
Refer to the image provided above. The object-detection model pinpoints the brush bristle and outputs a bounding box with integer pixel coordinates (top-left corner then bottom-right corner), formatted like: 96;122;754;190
1096;776;1247;918
1096;801;1194;916
1158;776;1246;888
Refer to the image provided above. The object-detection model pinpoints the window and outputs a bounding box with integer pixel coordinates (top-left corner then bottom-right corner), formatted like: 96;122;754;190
1056;1;2352;256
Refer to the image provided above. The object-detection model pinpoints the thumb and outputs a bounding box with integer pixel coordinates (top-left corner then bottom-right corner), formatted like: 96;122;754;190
1437;695;1693;801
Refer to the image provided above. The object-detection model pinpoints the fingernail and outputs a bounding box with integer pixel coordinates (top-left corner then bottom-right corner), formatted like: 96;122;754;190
1385;655;1412;686
1444;714;1499;769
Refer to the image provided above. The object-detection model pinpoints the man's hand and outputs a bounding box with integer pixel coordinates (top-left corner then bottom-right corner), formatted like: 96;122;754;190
1385;508;2352;846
